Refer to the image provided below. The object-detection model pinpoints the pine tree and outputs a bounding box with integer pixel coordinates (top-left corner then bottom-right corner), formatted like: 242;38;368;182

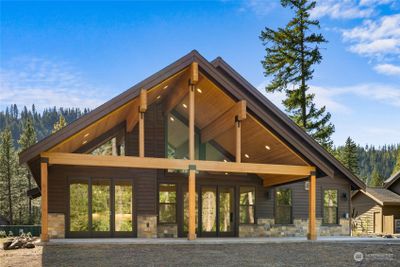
339;137;358;174
0;128;18;224
260;0;334;149
52;113;67;133
392;149;400;176
18;118;37;224
370;167;382;187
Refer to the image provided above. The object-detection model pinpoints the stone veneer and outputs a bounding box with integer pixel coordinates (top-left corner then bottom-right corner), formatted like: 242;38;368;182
48;213;65;239
239;218;350;237
157;224;178;238
137;215;157;238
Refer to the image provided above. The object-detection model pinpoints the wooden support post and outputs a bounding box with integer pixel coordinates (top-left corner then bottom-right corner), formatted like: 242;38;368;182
235;119;241;163
139;89;147;157
189;84;195;161
40;159;49;242
188;166;196;240
308;171;317;240
139;112;144;157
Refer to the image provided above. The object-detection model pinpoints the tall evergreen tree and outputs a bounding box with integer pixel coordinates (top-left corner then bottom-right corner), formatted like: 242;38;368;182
52;113;67;133
0;128;18;224
370;166;383;187
339;137;358;174
392;149;400;176
260;0;334;149
18;118;37;224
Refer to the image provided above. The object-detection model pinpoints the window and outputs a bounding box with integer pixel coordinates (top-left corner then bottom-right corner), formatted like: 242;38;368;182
159;184;177;223
275;189;292;224
323;189;338;224
69;179;89;232
239;187;255;224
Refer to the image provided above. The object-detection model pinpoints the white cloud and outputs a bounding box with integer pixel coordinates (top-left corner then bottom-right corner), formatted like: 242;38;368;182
342;14;400;57
238;0;278;16
257;81;400;113
0;57;107;111
374;63;400;75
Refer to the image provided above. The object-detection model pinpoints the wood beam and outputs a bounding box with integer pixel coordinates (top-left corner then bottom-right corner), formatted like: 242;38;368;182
201;100;247;143
126;102;139;133
308;171;317;240
139;89;147;113
189;83;195;160
235;120;241;163
190;62;198;85
263;175;307;187
163;75;190;114
41;152;315;176
188;167;196;240
40;159;48;242
139;112;145;157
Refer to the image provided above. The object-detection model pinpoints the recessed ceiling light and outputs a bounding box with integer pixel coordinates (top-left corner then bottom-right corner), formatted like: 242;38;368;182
196;88;202;93
182;103;187;108
156;95;161;100
82;140;88;145
163;85;168;90
225;172;228;175
223;159;227;162
265;145;271;150
84;133;90;138
170;117;175;122
244;154;250;159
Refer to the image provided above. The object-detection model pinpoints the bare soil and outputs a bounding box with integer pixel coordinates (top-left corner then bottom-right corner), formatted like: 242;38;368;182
1;242;400;267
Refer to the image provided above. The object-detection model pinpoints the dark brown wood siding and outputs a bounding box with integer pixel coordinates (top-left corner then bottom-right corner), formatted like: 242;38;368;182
389;180;400;195
257;175;351;220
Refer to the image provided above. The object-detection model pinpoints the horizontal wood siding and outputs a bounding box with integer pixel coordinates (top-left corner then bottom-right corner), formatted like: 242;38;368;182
352;192;382;234
257;175;351;220
389;180;400;195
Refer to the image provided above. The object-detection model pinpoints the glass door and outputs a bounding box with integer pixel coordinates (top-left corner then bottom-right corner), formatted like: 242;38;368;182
199;186;235;237
91;178;111;237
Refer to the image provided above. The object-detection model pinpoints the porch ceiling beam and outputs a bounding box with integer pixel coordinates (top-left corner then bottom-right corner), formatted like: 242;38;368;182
41;152;315;176
162;74;190;114
201;100;247;143
263;175;307;187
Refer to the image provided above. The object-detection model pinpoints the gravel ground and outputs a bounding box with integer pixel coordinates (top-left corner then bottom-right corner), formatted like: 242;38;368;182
1;242;400;267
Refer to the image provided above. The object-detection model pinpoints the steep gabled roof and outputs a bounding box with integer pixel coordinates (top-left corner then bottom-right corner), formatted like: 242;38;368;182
19;50;365;189
384;171;400;189
354;187;400;206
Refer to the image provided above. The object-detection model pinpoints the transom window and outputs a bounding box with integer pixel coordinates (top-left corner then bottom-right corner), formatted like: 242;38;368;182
239;187;255;224
275;189;292;224
323;189;338;224
159;184;177;224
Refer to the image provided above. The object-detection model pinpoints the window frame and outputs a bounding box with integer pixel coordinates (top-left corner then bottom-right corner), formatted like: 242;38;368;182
274;188;293;225
322;189;339;225
239;186;256;225
158;183;177;224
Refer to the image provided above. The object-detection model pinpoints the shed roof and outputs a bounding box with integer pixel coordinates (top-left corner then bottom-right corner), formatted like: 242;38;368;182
356;187;400;206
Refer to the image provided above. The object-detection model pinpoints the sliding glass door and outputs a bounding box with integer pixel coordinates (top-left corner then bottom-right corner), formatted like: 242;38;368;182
68;177;134;238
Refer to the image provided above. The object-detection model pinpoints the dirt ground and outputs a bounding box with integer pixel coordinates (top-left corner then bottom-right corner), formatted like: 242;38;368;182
1;242;400;267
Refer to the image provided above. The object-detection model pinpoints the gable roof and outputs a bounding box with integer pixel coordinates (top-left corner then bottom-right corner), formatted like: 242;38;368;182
384;171;400;189
355;187;400;206
19;50;365;189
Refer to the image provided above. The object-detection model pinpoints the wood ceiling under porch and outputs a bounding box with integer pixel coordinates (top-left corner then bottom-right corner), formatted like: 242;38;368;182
38;62;318;242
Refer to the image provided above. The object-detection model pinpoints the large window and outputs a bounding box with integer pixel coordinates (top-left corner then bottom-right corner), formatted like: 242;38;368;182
183;190;198;232
91;179;111;232
323;189;338;224
159;184;177;223
69;179;89;232
239;187;255;224
115;180;133;232
275;189;292;224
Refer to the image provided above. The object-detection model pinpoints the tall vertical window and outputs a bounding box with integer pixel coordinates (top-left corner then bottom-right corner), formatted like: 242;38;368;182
159;184;177;223
239;187;255;224
69;179;89;232
275;189;292;224
115;180;133;232
183;190;198;232
323;189;338;224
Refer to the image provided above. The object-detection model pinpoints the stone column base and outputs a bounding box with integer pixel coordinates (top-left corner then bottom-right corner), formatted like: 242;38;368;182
48;213;65;239
137;215;157;238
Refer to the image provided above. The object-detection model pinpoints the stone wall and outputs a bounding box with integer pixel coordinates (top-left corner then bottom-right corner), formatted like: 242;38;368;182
48;213;65;239
157;224;178;238
137;215;157;238
239;218;350;237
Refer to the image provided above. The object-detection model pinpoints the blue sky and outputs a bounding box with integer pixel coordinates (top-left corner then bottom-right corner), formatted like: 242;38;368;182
1;0;399;147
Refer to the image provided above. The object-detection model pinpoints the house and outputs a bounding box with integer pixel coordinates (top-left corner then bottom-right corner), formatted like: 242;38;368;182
352;171;400;235
19;50;364;241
